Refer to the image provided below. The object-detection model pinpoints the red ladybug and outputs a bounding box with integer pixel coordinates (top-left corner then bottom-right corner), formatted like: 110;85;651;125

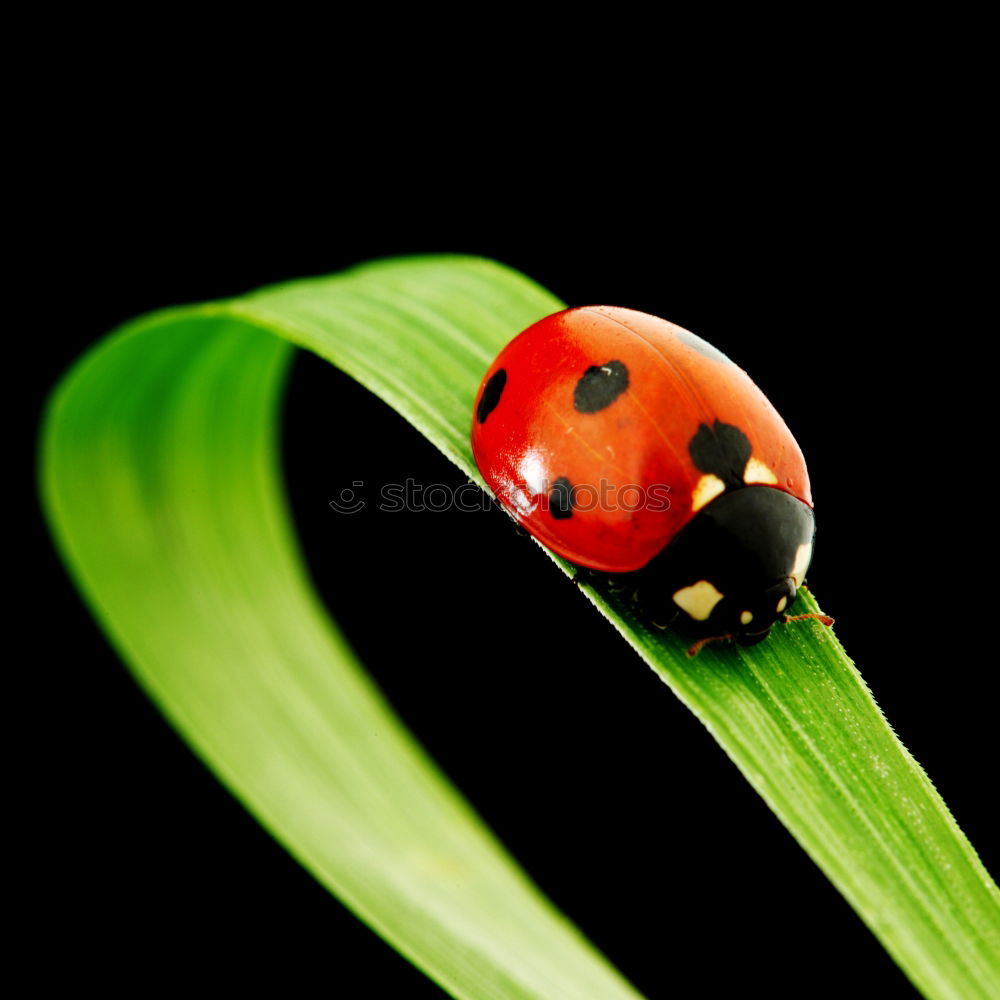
471;306;830;652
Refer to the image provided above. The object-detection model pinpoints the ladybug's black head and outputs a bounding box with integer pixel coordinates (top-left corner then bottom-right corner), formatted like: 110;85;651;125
726;575;800;646
632;486;815;646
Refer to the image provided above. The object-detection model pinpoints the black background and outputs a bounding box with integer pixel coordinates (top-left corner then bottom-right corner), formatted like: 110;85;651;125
28;82;995;998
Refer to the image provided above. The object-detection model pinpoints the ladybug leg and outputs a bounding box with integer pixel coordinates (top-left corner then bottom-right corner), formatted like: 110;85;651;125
686;633;736;657
649;612;676;631
628;577;677;625
647;601;679;631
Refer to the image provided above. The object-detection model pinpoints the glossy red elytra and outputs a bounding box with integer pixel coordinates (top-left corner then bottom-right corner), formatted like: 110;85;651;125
472;306;829;652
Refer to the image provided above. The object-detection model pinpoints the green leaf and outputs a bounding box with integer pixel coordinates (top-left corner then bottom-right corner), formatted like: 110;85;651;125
40;255;1000;1000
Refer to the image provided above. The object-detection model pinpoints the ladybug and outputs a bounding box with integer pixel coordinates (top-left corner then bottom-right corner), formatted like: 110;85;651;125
471;306;831;653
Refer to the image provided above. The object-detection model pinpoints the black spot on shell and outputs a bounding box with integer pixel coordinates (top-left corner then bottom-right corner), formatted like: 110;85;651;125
689;421;752;490
574;360;629;413
476;368;507;423
549;477;576;519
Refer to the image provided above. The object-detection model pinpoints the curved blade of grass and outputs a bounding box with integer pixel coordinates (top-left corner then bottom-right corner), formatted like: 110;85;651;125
41;256;999;1000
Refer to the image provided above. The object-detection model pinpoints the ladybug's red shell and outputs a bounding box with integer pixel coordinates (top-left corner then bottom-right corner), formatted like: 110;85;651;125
471;306;811;573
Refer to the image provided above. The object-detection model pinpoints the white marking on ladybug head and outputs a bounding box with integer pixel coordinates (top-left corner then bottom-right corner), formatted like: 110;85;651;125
673;580;724;621
790;541;813;588
744;457;778;485
776;595;788;613
740;610;753;625
691;474;725;512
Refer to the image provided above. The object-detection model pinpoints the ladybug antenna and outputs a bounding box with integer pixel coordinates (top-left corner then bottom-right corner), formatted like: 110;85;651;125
782;613;835;627
688;613;834;657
